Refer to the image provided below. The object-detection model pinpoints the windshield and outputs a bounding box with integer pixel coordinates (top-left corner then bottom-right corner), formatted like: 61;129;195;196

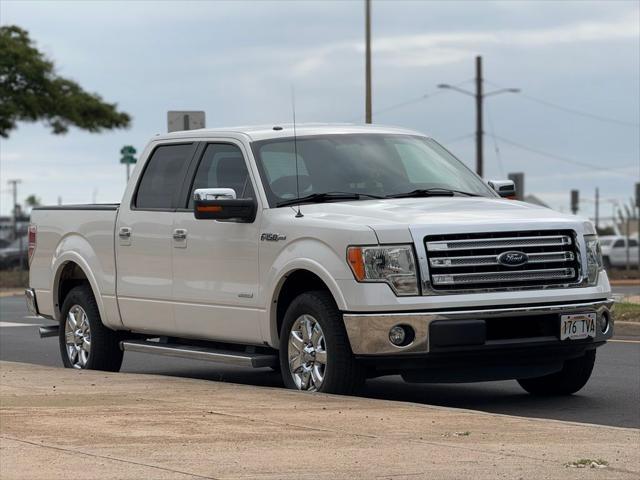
251;134;495;207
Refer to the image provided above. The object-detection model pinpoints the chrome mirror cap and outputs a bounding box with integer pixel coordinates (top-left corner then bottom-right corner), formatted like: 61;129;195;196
193;188;236;201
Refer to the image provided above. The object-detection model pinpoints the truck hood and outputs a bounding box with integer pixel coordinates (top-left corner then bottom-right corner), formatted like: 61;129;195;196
293;197;593;243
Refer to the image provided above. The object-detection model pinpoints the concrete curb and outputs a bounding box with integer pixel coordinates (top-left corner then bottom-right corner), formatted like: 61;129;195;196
1;361;638;479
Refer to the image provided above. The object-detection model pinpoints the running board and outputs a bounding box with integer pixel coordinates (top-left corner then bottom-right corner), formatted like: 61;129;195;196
120;340;277;368
39;325;59;338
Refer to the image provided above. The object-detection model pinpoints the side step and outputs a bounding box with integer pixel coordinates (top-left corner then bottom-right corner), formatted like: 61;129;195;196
120;340;278;368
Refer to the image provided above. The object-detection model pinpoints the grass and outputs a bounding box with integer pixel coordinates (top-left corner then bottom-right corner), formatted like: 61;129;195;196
0;269;28;289
614;302;640;323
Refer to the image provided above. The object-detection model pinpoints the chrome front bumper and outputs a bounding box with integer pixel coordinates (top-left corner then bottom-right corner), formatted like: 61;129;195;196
343;299;614;356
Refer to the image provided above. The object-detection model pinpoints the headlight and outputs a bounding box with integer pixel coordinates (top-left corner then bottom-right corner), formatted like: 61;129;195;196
347;245;419;296
584;235;603;285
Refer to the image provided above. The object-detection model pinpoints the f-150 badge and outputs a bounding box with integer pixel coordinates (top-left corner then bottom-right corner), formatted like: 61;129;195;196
261;233;287;242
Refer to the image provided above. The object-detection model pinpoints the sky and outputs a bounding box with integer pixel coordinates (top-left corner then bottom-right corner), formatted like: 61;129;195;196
1;0;639;223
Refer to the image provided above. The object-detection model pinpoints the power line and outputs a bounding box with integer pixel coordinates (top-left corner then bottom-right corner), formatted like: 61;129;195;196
442;133;475;145
488;133;636;174
486;79;640;128
485;104;505;177
354;79;475;122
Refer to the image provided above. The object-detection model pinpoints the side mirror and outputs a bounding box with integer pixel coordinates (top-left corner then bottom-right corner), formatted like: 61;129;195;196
193;188;256;222
488;180;516;198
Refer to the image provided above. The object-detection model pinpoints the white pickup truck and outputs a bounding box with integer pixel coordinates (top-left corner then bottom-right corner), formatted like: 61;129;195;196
27;124;613;395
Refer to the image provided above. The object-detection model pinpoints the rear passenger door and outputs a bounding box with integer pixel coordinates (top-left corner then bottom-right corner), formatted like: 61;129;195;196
171;141;262;344
116;142;197;334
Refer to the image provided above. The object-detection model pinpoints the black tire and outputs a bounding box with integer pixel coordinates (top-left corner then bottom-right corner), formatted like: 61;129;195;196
279;290;365;394
603;256;612;270
517;350;596;396
59;284;123;372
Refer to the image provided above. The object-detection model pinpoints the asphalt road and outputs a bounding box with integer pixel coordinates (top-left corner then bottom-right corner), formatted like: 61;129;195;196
1;294;638;429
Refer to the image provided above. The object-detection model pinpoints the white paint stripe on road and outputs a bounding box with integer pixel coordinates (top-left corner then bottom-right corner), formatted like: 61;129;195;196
0;322;39;328
609;339;640;344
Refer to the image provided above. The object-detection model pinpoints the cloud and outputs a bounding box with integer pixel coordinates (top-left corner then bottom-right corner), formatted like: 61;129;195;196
290;10;640;74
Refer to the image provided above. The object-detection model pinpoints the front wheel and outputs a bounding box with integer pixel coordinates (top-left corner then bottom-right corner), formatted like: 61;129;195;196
279;291;365;394
59;285;123;372
517;350;596;396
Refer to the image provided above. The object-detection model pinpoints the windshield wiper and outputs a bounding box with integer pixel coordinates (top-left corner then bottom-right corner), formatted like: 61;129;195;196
277;192;384;208
386;188;481;199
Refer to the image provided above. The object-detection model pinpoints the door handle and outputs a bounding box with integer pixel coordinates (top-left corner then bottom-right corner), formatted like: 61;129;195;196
172;229;187;240
119;227;131;239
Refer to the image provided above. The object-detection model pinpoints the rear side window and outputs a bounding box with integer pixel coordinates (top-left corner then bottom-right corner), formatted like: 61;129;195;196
135;144;193;209
613;239;625;248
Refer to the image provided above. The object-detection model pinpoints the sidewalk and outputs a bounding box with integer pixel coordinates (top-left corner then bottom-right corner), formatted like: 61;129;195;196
1;361;638;479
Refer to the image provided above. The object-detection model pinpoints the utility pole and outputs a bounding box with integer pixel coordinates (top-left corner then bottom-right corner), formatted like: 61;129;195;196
475;56;483;178
595;187;599;232
438;57;519;177
7;179;21;241
365;0;372;124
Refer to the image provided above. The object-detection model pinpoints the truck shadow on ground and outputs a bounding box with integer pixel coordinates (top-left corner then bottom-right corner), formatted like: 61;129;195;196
120;360;625;427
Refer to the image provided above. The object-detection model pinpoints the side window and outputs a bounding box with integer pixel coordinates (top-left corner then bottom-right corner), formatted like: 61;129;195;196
613;239;625;248
629;239;638;247
188;143;254;208
135;144;194;209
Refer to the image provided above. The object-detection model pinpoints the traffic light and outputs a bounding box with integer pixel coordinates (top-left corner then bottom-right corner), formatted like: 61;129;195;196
570;190;579;214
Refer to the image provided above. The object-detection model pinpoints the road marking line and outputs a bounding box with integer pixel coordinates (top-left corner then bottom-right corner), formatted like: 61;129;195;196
610;339;640;344
0;322;39;328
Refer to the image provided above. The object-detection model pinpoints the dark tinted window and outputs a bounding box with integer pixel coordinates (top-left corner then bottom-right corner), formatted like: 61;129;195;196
613;239;625;248
629;239;638;247
135;144;193;209
188;144;254;208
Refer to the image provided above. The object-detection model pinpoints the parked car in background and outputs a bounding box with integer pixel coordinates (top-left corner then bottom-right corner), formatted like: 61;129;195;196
599;235;639;269
0;235;28;269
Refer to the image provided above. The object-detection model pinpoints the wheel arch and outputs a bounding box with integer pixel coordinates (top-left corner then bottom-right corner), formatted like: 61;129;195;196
52;254;105;325
268;263;346;349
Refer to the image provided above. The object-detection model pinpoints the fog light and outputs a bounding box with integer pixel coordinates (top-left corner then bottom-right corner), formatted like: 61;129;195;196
389;326;407;346
599;312;610;334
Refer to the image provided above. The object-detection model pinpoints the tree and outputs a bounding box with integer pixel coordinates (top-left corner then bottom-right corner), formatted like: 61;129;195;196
24;194;41;209
0;26;131;138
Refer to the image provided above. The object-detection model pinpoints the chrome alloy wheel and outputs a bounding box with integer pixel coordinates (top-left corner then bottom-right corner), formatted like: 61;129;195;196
64;305;91;369
288;314;327;391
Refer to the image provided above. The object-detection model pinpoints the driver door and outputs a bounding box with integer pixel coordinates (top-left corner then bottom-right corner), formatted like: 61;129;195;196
171;142;262;344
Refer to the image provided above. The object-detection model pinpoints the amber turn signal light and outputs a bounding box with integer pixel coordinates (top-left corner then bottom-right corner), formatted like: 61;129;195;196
347;247;365;281
196;205;223;213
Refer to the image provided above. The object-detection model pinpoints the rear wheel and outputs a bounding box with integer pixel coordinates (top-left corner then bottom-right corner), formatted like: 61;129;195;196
279;291;365;394
59;285;123;372
517;350;596;396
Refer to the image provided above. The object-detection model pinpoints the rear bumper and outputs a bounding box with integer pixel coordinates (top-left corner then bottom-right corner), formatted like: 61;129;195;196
343;299;614;356
24;288;39;316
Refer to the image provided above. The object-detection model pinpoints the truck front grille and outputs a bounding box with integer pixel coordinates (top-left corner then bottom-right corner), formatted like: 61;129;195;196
424;230;581;291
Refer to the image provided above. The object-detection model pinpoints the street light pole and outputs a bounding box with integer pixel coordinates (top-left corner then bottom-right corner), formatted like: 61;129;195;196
475;56;483;178
438;56;519;178
365;0;372;124
7;179;21;241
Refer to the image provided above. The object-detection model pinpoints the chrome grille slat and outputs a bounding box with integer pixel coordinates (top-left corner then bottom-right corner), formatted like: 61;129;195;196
429;251;575;268
424;230;581;291
426;235;572;251
432;268;576;286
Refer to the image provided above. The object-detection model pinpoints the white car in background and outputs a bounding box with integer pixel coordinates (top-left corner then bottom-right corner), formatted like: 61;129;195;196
599;235;639;268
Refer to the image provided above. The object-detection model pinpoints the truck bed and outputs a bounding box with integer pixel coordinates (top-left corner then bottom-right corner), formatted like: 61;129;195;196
29;205;120;324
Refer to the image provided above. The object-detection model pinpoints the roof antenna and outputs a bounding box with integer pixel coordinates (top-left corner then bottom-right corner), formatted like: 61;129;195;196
291;86;303;218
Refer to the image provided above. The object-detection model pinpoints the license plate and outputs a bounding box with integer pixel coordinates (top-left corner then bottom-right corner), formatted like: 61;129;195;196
560;313;596;340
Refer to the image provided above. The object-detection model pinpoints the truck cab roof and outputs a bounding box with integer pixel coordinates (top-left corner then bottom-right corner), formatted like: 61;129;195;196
153;123;426;143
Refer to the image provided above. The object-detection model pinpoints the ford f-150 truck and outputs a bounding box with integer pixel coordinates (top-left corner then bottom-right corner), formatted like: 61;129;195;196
27;124;613;395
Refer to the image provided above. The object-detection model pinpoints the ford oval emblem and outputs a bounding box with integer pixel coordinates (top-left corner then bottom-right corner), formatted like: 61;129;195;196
497;251;529;267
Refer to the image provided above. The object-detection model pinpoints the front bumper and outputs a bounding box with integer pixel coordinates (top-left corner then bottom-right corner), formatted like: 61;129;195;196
343;299;614;356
